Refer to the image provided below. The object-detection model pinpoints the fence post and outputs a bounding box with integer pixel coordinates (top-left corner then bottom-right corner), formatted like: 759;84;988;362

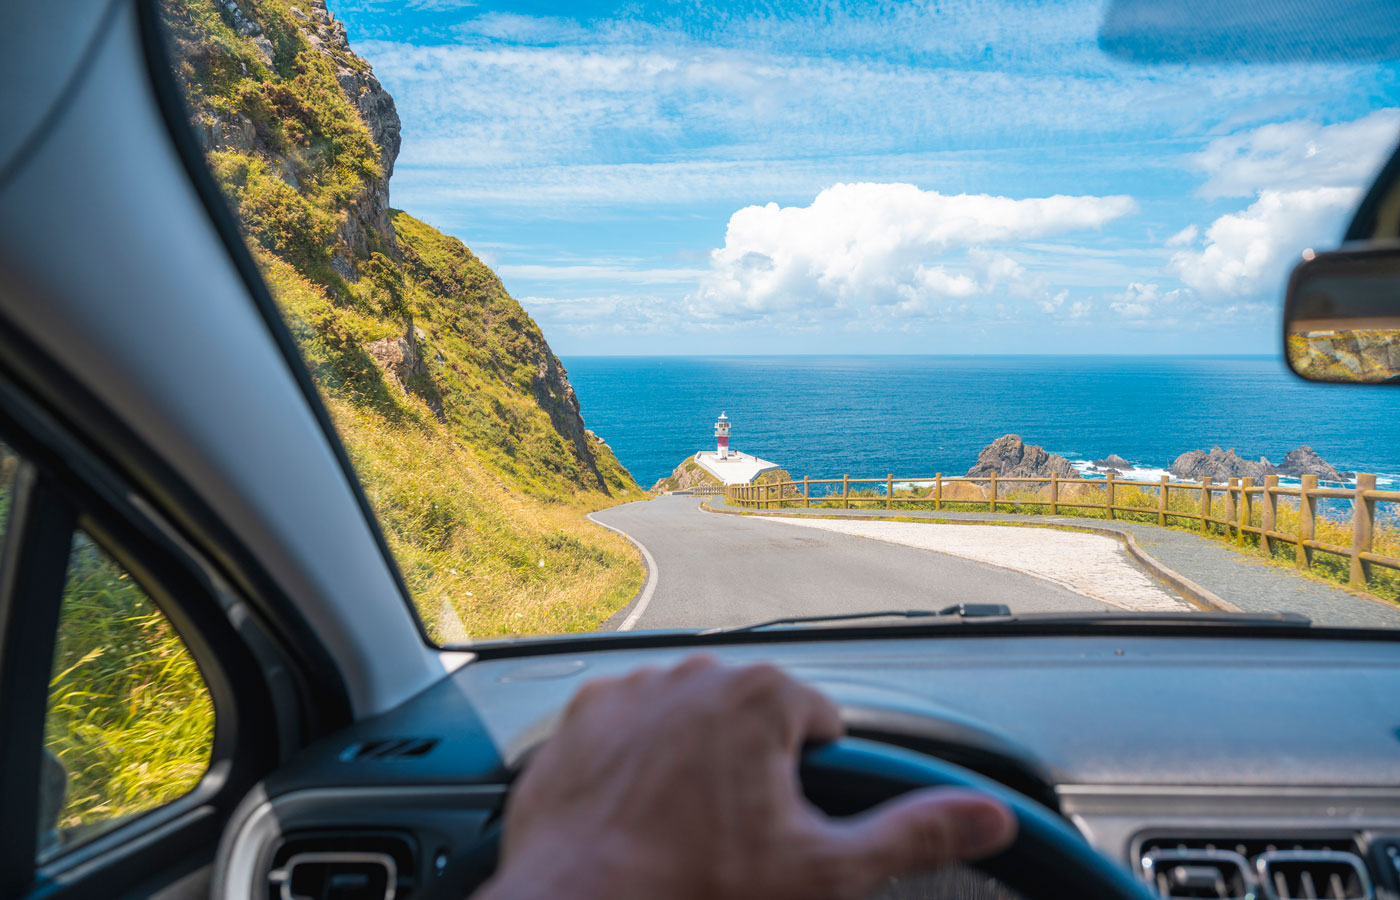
1352;473;1377;590
935;473;943;511
842;474;849;510
1199;477;1212;533
1158;475;1168;526
1237;477;1253;546
1298;474;1316;571
803;476;810;509
989;472;998;513
886;474;893;510
1105;472;1115;520
1225;477;1237;537
1050;473;1059;516
1261;475;1277;555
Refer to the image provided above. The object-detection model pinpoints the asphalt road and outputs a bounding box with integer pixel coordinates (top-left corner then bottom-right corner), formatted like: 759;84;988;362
591;494;1113;630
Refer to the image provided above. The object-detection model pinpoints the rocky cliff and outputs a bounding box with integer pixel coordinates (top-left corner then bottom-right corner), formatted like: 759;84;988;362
966;435;1077;479
157;0;643;638
160;0;634;497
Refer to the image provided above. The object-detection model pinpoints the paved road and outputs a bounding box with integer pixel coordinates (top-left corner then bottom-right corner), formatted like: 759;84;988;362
699;497;1400;629
592;494;1119;630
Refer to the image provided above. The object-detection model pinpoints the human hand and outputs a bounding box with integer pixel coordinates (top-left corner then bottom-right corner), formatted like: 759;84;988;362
474;655;1016;900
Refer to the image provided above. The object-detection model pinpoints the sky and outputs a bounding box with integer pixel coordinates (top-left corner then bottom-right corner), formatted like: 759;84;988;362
325;0;1400;355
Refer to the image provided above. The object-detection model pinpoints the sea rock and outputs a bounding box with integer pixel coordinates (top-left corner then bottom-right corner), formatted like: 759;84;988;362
1275;446;1348;481
966;435;1077;480
1093;454;1131;469
1169;447;1273;481
1169;445;1347;482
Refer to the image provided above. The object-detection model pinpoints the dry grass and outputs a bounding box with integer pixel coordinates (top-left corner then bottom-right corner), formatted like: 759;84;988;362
327;393;644;640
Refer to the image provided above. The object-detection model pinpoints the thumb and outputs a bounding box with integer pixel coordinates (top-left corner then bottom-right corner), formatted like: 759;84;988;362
824;788;1017;887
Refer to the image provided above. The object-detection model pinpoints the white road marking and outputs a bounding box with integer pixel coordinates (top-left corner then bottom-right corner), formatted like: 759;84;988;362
587;511;659;631
752;517;1189;613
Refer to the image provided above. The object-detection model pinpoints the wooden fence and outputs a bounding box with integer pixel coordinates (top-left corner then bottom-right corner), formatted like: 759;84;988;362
726;471;1400;591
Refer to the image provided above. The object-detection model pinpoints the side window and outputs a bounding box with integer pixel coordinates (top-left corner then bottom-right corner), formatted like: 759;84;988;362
38;531;215;859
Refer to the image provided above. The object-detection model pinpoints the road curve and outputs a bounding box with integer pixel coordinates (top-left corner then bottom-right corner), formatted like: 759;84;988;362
591;494;1118;630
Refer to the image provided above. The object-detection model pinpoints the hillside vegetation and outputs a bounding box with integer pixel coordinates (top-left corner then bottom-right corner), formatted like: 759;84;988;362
159;0;644;640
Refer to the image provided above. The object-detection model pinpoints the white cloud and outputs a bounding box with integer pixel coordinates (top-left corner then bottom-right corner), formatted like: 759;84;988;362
1192;109;1400;198
1109;281;1180;318
688;182;1136;319
1168;187;1360;299
1164;224;1198;247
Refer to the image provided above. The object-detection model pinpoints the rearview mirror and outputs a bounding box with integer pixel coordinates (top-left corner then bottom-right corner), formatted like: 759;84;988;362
1283;246;1400;383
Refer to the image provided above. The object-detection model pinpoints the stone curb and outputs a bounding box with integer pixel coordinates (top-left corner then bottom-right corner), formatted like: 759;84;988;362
699;499;1242;614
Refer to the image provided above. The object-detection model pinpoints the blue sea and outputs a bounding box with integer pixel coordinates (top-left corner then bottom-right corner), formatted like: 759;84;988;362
561;356;1400;489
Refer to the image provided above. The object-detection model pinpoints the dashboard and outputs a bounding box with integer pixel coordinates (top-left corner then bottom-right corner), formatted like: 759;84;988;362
214;633;1400;899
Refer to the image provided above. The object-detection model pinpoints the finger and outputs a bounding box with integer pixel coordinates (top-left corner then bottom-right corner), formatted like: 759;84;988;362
781;679;844;746
822;788;1016;888
730;664;844;747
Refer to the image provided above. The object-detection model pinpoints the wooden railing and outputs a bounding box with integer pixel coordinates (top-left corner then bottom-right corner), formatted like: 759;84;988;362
726;471;1400;590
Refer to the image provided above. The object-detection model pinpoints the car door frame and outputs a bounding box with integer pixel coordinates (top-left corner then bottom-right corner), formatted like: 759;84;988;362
0;355;328;900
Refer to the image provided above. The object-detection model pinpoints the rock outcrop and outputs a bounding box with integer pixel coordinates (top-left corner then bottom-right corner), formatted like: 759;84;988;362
1169;447;1270;481
1170;446;1348;482
966;435;1077;480
1092;454;1131;470
651;456;722;493
1277;446;1348;481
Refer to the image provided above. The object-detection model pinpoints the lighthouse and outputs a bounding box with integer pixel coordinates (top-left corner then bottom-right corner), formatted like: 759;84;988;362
715;412;730;459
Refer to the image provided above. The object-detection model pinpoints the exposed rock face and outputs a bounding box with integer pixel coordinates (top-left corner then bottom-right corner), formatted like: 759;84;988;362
192;0;401;269
1169;446;1348;482
1170;447;1272;481
651;456;722;493
1277;446;1348;481
366;327;445;422
531;352;608;492
966;435;1077;479
1093;454;1131;470
299;0;400;264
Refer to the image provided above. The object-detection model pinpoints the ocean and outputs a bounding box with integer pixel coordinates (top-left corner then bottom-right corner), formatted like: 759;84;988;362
561;356;1400;489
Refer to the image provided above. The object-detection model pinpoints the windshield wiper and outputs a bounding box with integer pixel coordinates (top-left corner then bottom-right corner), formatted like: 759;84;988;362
703;603;1013;636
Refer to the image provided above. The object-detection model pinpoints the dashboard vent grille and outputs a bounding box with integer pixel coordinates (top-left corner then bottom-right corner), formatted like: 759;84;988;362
1137;838;1372;900
1256;850;1370;900
339;738;439;762
267;831;417;900
1141;848;1250;899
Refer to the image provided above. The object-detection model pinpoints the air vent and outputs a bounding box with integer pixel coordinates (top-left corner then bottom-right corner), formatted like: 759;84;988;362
266;831;417;900
339;738;439;762
1256;850;1371;900
1137;838;1373;900
1141;849;1251;899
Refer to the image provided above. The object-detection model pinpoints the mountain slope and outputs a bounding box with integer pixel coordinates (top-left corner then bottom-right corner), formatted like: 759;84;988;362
159;0;643;638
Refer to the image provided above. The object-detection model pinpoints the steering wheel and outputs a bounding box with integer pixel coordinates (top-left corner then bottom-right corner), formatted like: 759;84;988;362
801;738;1157;900
459;737;1156;900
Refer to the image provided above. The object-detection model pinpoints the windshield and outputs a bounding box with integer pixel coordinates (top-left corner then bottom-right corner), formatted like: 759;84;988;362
158;0;1400;643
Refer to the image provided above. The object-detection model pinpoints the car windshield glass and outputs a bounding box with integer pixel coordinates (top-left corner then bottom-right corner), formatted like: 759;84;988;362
157;0;1400;644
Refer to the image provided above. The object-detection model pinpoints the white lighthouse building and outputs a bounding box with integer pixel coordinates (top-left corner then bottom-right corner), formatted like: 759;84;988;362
693;411;780;485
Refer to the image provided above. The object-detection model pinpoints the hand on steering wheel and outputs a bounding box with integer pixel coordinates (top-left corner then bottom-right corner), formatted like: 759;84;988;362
473;655;1151;900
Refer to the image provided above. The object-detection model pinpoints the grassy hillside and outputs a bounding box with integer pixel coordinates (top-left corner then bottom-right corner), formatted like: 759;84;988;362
38;0;649;843
157;0;645;637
